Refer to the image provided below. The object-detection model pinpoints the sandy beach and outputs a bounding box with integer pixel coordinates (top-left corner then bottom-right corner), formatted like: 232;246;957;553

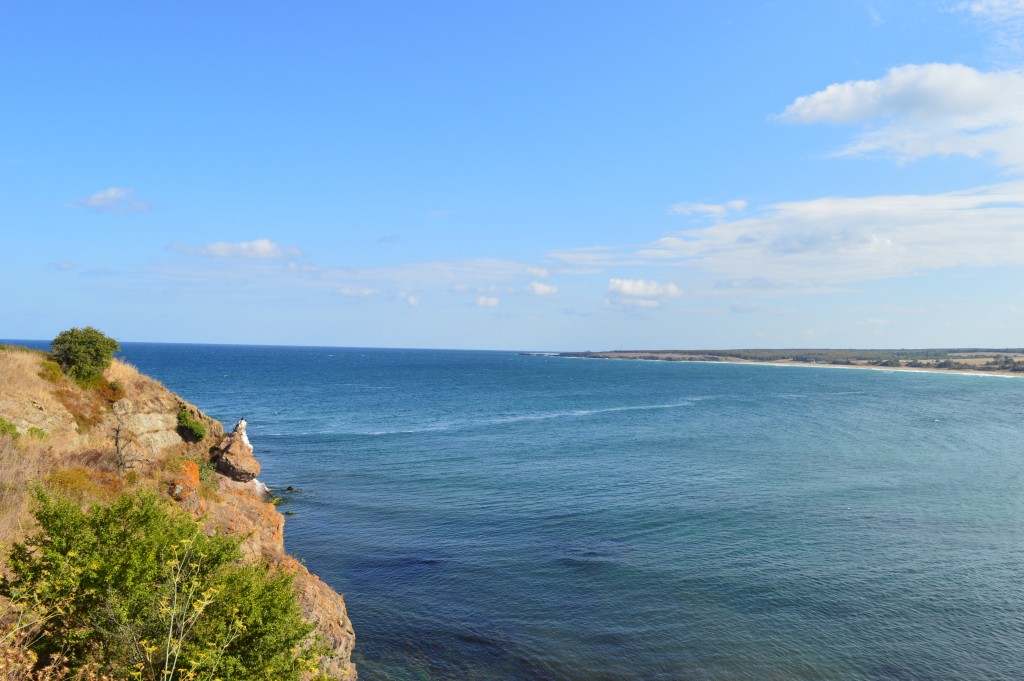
557;350;1024;378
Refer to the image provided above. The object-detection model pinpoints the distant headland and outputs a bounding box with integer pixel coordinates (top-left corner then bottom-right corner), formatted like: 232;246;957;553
553;348;1024;376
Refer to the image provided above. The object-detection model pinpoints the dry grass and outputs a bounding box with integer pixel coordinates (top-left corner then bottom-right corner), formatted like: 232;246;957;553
105;359;168;404
0;348;65;417
0;347;214;544
0;616;111;680
0;437;52;545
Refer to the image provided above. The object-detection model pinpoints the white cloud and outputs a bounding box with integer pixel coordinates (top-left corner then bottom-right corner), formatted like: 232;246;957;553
608;278;681;298
730;302;760;314
337;286;379;298
400;292;421;306
528;281;558;296
178;239;294;259
74;187;151;214
476;296;499;307
962;0;1024;15
776;63;1024;170
669;199;747;219
606;278;681;308
52;261;75;271
553;181;1024;290
526;266;550;277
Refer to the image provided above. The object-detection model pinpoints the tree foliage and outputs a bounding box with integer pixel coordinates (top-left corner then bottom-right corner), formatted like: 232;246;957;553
1;491;317;680
49;328;120;385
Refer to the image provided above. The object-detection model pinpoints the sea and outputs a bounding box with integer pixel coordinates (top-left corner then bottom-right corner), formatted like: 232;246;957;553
14;342;1024;680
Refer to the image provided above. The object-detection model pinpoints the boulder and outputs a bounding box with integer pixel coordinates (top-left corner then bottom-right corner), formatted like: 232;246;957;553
213;420;260;482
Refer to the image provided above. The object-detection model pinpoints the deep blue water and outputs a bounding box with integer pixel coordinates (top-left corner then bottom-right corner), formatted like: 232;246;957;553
20;342;1024;680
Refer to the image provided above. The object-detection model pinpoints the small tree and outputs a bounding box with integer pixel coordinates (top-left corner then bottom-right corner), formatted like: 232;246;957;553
50;327;120;385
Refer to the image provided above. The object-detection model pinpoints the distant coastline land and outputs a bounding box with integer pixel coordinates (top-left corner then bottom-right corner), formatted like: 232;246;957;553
555;349;1024;377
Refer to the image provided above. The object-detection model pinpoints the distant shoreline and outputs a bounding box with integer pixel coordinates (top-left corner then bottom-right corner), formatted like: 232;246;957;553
552;350;1024;378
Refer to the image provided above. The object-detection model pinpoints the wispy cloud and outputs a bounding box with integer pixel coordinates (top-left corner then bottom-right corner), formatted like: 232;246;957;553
608;278;680;298
337;286;380;298
73;187;152;214
776;63;1024;171
51;261;75;271
175;238;299;259
553;181;1024;290
528;281;558;296
669;199;747;219
958;1;1024;65
476;295;499;307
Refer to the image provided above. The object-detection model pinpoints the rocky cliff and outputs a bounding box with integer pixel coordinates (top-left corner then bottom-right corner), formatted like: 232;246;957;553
0;345;356;679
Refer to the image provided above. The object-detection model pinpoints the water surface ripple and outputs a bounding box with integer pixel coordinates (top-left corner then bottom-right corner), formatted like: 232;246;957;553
115;345;1024;680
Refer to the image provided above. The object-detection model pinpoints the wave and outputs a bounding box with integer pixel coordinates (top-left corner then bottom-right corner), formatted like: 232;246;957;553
355;398;709;436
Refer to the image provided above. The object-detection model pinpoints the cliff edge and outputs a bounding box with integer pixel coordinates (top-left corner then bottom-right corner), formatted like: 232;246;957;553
0;344;356;679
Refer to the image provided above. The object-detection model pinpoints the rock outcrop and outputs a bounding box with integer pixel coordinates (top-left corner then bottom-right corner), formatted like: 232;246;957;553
213;419;261;482
0;348;357;679
203;440;358;679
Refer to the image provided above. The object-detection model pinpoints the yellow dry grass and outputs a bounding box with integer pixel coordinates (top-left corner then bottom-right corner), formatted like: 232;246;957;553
0;348;64;417
0;345;212;546
0;351;158;543
104;359;174;413
0;437;51;545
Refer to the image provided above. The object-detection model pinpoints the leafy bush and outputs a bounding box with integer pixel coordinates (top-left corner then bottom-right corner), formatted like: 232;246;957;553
50;327;120;385
38;359;63;383
0;418;18;439
27;427;47;440
0;490;317;680
176;406;207;441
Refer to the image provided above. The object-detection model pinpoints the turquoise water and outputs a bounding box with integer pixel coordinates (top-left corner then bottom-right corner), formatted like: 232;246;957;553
103;345;1024;679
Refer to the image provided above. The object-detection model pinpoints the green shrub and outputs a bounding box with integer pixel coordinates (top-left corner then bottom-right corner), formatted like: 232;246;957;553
50;326;120;385
27;427;47;440
0;490;317;680
197;458;219;489
177;406;207;441
0;417;19;439
38;359;63;383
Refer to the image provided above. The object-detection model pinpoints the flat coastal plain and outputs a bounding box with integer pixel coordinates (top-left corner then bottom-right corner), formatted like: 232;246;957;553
557;349;1024;377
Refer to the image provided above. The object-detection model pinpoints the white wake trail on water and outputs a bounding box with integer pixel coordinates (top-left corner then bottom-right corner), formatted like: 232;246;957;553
359;397;711;436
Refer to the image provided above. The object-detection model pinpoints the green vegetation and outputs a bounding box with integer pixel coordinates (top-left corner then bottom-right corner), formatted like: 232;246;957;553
1;490;319;680
26;427;47;440
50;327;120;386
176;406;207;441
37;359;63;383
0;418;18;439
983;355;1024;372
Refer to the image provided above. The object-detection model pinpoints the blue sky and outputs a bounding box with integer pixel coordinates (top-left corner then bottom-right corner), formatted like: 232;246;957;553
5;0;1024;350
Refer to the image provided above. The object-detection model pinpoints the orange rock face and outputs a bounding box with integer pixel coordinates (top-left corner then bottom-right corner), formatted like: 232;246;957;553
169;459;205;513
